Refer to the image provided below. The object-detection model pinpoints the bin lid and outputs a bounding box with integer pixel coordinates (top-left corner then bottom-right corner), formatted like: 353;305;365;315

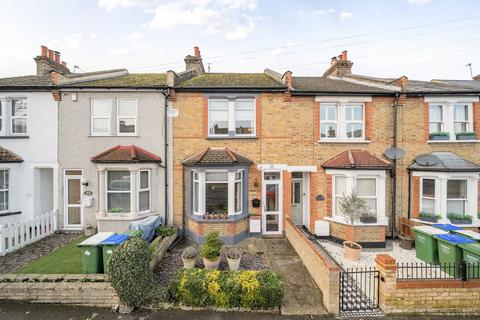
453;229;480;241
459;242;480;255
432;223;463;232
413;225;449;235
123;230;144;238
101;234;129;245
434;233;476;245
78;232;114;246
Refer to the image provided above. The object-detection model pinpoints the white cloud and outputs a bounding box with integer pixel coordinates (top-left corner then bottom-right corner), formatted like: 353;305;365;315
224;16;254;40
407;0;431;5
126;32;144;40
313;8;336;15
215;0;257;11
62;33;84;50
313;8;353;20
97;0;155;11
339;11;353;20
108;47;130;56
148;3;221;29
297;10;305;16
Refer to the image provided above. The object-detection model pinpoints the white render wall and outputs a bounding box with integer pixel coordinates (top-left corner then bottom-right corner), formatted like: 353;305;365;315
0;91;58;224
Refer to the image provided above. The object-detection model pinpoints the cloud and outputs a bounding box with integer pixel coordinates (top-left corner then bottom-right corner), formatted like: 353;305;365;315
407;0;431;4
108;48;130;56
297;10;305;16
97;0;155;11
313;8;336;15
215;0;257;10
126;32;144;40
313;8;353;20
62;33;84;50
224;16;254;40
339;11;353;19
148;3;221;29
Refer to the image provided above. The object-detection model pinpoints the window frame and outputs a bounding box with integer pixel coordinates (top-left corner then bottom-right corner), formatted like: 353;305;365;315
345;104;365;140
192;171;200;214
0;99;4;135
204;170;229;215
208;97;256;138
10;98;27;135
234;99;256;137
320;103;338;139
0;169;9;213
426;100;475;141
356;177;378;214
117;98;138;136
333;175;347;217
234;170;243;214
446;179;468;216
106;170;131;214
91;98;112;136
208;99;229;137
318;103;366;141
138;169;151;213
428;104;444;134
453;104;469;134
420;178;436;214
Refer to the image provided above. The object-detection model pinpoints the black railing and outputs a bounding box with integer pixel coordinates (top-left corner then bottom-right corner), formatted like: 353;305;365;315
397;261;480;281
339;267;380;312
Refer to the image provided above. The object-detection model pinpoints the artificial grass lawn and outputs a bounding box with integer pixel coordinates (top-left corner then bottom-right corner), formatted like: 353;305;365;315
15;236;88;274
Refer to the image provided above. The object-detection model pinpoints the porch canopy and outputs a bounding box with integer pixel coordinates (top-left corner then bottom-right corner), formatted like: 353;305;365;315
322;149;391;170
182;147;253;167
91;145;162;163
0;147;23;163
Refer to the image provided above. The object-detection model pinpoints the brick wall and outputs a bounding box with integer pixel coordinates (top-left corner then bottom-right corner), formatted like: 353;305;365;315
329;220;386;244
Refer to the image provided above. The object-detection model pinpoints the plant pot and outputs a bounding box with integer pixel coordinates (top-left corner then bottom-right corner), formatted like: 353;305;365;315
227;257;241;271
203;257;220;270
399;235;414;250
456;134;476;141
182;257;196;269
450;219;472;225
420;216;438;223
360;217;377;224
429;134;449;141
343;241;362;262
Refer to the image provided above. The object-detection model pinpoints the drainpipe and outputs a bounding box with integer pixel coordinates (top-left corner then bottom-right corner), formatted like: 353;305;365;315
407;169;412;219
160;88;170;227
391;92;400;239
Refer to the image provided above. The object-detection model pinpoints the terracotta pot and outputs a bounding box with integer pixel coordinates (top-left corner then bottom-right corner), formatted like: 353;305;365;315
203;257;220;270
227;257;241;271
343;241;362;261
182;257;196;269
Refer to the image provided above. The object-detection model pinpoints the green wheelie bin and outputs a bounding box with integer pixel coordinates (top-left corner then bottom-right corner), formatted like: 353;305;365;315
100;234;130;274
459;242;480;279
77;232;114;274
434;233;475;277
453;229;480;241
413;226;448;264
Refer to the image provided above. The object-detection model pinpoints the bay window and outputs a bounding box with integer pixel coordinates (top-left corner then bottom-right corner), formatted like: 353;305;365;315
319;102;365;141
356;178;377;214
447;180;467;215
205;172;228;214
138;170;150;212
107;171;131;213
234;171;242;213
334;176;346;216
421;178;436;214
0;170;9;212
208;97;255;137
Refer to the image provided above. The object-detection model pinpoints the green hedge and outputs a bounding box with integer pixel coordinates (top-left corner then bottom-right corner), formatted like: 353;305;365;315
169;269;283;309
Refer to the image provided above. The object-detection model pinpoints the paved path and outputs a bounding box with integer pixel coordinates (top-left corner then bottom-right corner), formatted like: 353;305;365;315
0;232;81;273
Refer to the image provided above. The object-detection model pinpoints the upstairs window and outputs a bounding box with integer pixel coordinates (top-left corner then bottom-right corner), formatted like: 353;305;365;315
345;105;364;138
209;100;229;135
91;98;111;135
0;98;28;136
0;100;3;133
429;104;443;134
320;104;337;138
319;103;364;141
117;99;137;135
208;97;255;137
453;104;468;134
427;101;474;141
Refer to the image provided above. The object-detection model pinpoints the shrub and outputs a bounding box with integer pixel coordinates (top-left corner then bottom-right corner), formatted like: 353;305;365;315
420;212;440;220
169;269;283;309
182;246;198;259
447;213;473;222
429;132;449;137
201;231;223;260
109;237;157;308
226;247;241;259
156;226;176;237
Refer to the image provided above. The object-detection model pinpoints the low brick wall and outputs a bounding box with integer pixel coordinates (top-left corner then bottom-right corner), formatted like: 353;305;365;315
0;274;119;308
376;254;480;315
285;219;340;314
185;215;249;244
329;220;386;247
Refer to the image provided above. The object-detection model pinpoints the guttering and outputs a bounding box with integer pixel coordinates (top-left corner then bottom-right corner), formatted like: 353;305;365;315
175;87;286;92
291;91;394;96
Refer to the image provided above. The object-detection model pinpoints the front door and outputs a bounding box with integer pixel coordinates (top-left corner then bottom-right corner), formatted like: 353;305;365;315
262;171;282;234
64;170;83;229
291;174;303;225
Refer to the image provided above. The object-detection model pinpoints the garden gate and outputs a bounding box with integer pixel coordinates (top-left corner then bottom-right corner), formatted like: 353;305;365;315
339;267;381;316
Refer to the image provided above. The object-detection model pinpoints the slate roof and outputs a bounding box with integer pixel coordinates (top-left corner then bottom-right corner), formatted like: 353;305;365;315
63;73;168;88
322;150;391;169
292;76;394;94
0;147;23;163
182;147;253;166
91;145;162;163
431;79;480;91
409;152;480;172
179;73;285;89
0;75;51;87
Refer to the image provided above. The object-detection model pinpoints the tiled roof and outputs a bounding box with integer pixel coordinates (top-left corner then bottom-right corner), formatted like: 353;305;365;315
322;150;391;169
179;73;285;88
182;147;253;166
0;75;51;87
0;147;23;163
91;145;162;163
292;76;394;93
63;73;168;87
409;152;480;172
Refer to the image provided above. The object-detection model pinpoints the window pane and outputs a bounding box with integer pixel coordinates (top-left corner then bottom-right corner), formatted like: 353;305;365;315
206;172;228;182
0;170;7;189
12;118;27;134
357;178;375;196
0;191;7;211
447;180;467;199
209;100;228;135
107;171;130;191
346;123;363;138
447;200;466;215
292;182;301;204
422;179;435;198
266;184;279;211
320;123;337;138
92;99;110;116
429;122;442;133
346;105;363;121
193;181;199;212
454;105;467;121
235;181;241;212
206;182;228;214
264;172;280;180
235;99;254;134
235;171;242;180
454;122;467;133
119;118;135;133
292;172;303;179
335;197;344;215
139;190;150;211
140;171;149;189
364;198;377;214
422;198;435;214
12;99;27;116
65;170;82;176
92;118;109;134
107;193;130;212
321;105;337;121
335;176;346;195
118;99;137;116
429;105;442;121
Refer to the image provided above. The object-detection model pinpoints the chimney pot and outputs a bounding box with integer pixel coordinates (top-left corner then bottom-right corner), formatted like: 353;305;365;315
331;56;338;66
41;45;48;57
341;50;348;61
48;50;54;60
54;51;61;63
194;46;201;57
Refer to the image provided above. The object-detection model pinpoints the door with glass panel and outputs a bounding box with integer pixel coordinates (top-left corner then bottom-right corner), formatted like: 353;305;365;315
291;173;303;225
64;170;83;229
262;171;282;234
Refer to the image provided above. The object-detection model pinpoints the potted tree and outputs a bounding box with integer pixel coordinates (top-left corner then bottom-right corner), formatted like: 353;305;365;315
201;231;223;270
447;213;473;225
339;191;369;262
456;132;476;141
182;246;198;269
226;247;241;271
429;132;449;141
419;211;440;223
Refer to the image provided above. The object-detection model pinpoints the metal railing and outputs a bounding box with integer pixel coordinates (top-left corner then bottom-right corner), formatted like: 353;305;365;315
339;267;380;312
397;261;480;281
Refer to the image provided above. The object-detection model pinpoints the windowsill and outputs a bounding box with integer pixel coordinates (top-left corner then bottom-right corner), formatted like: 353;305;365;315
0;211;21;217
0;135;29;139
323;215;388;226
89;134;139;137
187;212;250;223
318;139;371;144
427;140;480;144
411;218;480;228
96;211;157;221
207;136;257;140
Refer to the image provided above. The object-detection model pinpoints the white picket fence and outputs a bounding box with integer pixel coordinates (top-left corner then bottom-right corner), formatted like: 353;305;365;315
0;210;58;256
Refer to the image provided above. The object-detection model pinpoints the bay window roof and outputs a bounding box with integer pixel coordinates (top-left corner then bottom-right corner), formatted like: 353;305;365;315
322;149;390;170
91;145;162;163
182;147;253;166
0;147;23;163
409;152;480;172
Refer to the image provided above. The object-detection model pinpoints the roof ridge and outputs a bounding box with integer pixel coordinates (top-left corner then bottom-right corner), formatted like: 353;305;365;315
224;147;237;162
347;150;354;166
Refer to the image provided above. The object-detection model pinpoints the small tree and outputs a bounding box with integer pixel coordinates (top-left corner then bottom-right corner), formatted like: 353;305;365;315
201;231;223;261
338;191;370;247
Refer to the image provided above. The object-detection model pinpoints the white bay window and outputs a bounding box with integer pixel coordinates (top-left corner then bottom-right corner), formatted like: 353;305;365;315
105;169;151;214
0;170;9;212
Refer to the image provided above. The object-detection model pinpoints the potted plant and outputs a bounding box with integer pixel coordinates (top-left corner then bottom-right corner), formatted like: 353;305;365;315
419;211;440;223
429;132;449;141
201;231;223;270
338;191;369;262
359;211;377;224
226;247;241;271
456;132;476;141
448;213;473;225
182;246;198;269
109;207;124;215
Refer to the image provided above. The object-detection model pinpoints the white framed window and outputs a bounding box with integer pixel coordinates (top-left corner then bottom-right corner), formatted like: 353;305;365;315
0;99;4;134
320;104;337;139
345;104;364;139
429;104;443;134
453;104;469;134
205;171;228;214
420;178;436;214
447;179;467;215
0;169;9;212
117;99;137;135
208;97;256;137
356;178;377;214
234;171;242;213
138;170;150;213
334;175;347;216
192;171;200;214
91;98;111;135
426;99;475;141
106;171;131;213
11;99;27;134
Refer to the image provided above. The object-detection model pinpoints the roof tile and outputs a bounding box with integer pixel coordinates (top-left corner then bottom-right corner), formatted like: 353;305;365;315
182;147;253;165
0;147;23;163
91;145;162;163
323;150;390;169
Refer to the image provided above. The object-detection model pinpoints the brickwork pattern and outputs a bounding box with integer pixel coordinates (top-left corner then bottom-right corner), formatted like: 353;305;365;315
329;220;386;243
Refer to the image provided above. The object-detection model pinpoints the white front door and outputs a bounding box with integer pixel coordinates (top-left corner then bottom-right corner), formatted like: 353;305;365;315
262;171;282;234
64;170;83;229
291;175;303;225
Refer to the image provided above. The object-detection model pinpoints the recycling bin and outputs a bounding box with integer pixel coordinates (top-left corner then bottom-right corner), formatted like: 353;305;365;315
434;233;475;277
413;226;448;264
101;234;130;274
432;223;462;232
453;229;480;241
78;232;114;274
122;230;144;239
459;242;480;279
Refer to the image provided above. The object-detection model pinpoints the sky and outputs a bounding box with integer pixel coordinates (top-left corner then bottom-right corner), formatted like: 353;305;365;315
1;0;480;80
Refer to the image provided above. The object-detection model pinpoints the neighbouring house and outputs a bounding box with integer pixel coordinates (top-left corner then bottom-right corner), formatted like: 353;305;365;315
0;46;65;224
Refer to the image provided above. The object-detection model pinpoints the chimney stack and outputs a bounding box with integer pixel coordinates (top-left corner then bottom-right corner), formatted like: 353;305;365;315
184;46;205;75
34;45;70;76
474;74;480;80
323;50;353;77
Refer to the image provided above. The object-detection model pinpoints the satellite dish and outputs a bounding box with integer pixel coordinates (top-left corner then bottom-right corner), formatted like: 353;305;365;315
415;154;439;166
384;147;406;160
